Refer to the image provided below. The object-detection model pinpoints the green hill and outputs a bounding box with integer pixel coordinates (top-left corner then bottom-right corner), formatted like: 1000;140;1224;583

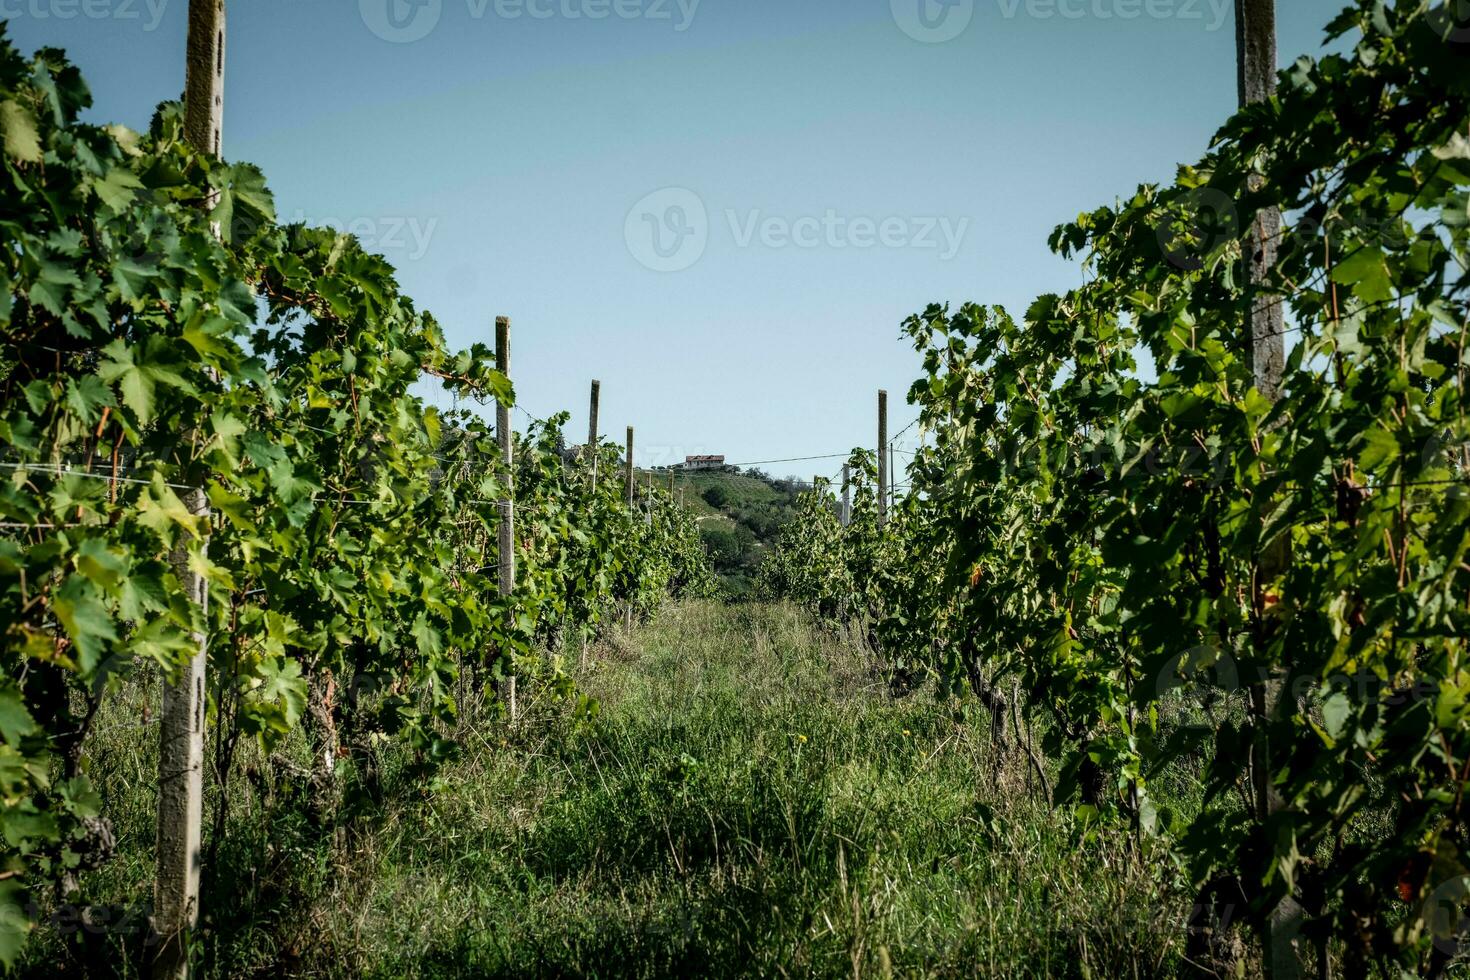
664;467;807;597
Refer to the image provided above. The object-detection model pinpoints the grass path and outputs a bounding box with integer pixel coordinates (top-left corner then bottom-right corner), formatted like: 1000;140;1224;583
312;602;1183;978
27;603;1186;978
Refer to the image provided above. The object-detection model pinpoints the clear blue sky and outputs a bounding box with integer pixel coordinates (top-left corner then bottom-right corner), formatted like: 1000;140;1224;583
8;0;1341;478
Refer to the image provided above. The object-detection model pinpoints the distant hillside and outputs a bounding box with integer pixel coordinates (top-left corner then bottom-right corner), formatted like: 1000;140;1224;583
666;467;807;598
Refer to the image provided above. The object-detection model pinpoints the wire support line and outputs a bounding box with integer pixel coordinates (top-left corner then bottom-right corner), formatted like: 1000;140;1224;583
889;417;921;443
514;403;556;427
1;522;84;530
0;462;197;492
720;452;854;469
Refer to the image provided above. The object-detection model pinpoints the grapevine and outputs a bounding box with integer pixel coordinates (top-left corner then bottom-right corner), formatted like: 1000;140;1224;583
0;30;713;964
760;2;1470;972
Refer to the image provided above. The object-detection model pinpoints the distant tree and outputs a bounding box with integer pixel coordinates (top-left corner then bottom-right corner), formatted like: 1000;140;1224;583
746;515;775;539
703;485;729;508
700;526;741;566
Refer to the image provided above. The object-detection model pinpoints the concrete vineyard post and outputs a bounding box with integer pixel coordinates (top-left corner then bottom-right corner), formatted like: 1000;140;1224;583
184;0;225;159
154;496;209;980
625;427;635;631
496;317;517;722
890;444;897;511
625;427;635;506
588;380;600;492
841;464;851;527
581;379;601;668
154;5;225;975
878;390;888;527
496;316;514;597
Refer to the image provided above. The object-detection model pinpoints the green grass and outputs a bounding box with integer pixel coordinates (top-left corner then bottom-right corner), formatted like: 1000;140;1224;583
25;603;1189;978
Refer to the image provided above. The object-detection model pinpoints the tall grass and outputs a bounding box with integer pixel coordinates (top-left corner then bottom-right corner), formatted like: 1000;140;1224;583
23;603;1189;978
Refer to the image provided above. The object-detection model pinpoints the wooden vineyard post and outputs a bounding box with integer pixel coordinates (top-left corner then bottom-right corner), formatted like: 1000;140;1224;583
1237;0;1284;400
1234;2;1300;978
154;5;224;976
877;390;888;527
581;379;601;670
890;444;897;511
587;380;601;491
496;317;517;722
625;427;635;631
625;427;635;506
841;464;851;527
573;382;596;675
